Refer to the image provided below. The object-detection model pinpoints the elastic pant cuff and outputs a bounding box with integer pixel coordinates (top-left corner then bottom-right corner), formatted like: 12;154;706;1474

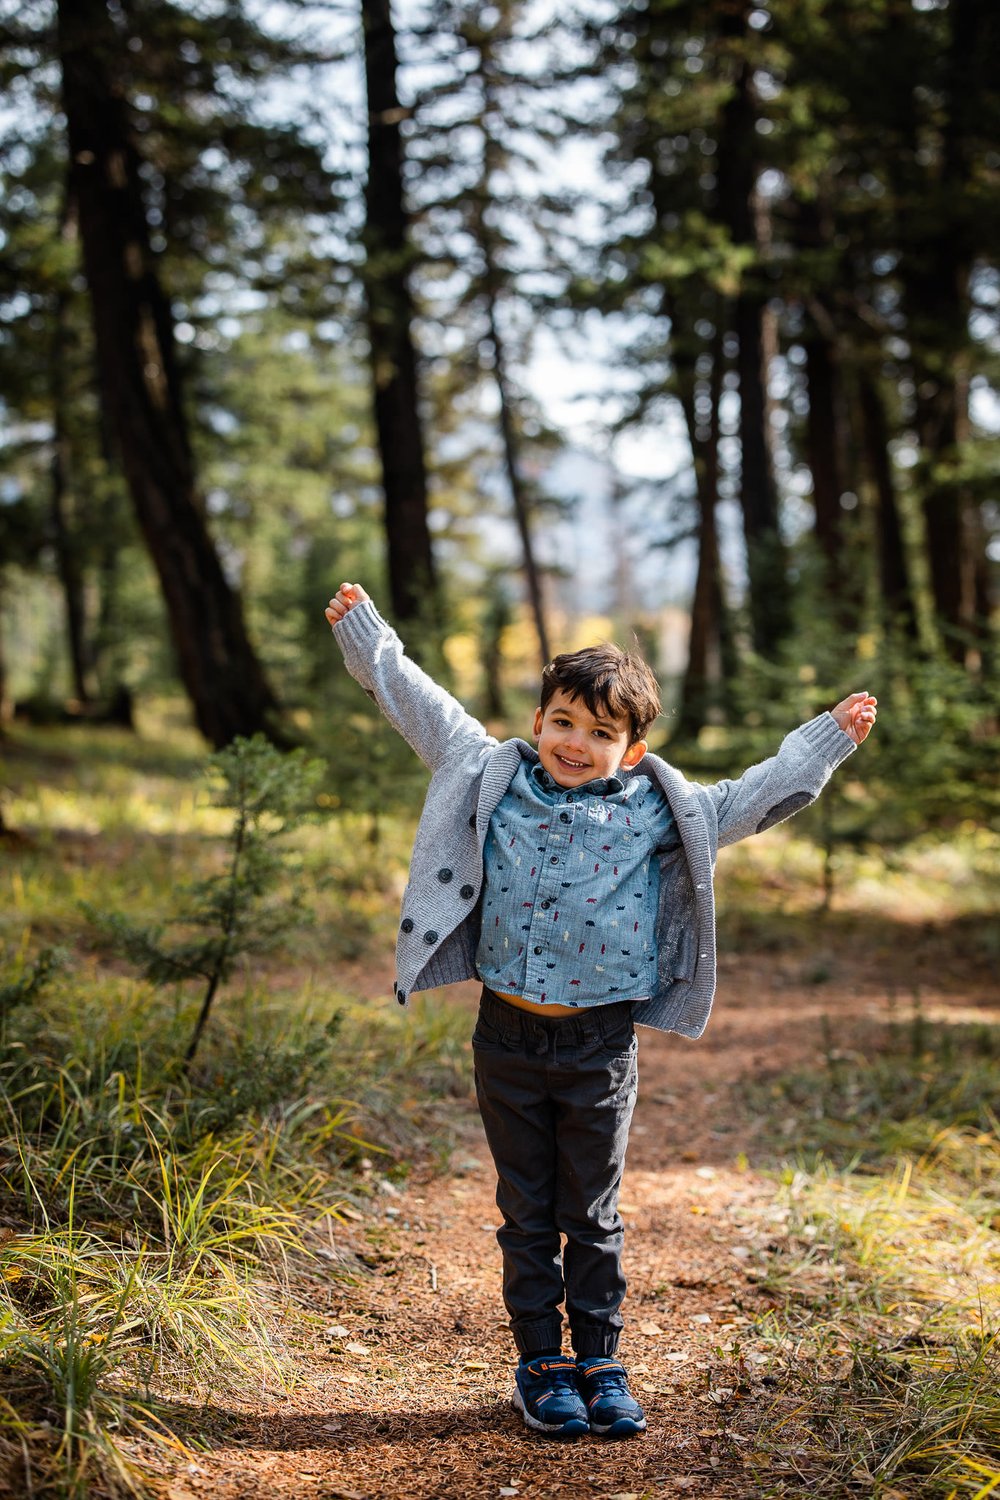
513;1318;564;1357
570;1330;621;1359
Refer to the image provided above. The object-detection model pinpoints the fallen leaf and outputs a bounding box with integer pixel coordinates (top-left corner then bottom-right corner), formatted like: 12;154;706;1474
344;1342;369;1356
463;1360;489;1370
664;1351;689;1363
638;1320;662;1336
691;1313;712;1324
324;1325;352;1340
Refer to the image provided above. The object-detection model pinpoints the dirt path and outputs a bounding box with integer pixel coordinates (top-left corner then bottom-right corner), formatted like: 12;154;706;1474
158;951;995;1500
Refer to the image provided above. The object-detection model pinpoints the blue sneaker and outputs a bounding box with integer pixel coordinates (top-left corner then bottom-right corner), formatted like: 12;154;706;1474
513;1355;590;1438
576;1357;647;1436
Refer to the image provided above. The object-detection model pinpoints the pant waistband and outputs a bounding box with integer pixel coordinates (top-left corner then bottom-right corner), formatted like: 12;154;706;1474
479;983;635;1037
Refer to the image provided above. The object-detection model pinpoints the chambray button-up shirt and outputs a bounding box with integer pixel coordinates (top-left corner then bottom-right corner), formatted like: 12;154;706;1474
476;757;679;1007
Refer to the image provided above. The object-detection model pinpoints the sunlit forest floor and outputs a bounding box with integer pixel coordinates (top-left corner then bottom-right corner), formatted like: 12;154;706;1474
1;718;998;1499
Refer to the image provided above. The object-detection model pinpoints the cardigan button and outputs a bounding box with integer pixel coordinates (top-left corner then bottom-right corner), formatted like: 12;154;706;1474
460;884;474;899
424;930;438;944
400;918;414;933
437;867;453;883
396;991;406;1005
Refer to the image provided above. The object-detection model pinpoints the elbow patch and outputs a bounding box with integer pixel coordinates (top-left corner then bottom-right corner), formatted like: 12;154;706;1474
756;791;812;833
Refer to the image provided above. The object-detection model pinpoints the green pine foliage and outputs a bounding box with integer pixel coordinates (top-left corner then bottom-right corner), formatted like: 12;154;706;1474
85;735;325;1062
0;944;63;1026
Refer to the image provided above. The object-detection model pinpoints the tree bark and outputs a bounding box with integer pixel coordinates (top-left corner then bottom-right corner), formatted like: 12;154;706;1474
903;0;988;662
56;0;280;748
857;370;917;640
483;287;551;669
360;0;439;632
803;322;847;576
716;13;788;655
676;323;728;739
50;238;94;706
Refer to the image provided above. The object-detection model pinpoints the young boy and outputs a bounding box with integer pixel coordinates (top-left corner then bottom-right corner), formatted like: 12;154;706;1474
325;582;876;1440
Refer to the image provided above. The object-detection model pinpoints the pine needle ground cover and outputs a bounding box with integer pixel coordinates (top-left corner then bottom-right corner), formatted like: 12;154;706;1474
1;718;997;1499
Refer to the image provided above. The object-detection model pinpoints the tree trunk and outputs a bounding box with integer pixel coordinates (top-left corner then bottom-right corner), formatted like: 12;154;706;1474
50;250;94;706
484;290;551;669
904;0;987;662
857;370;918;640
0;575;11;730
360;0;439;633
56;0;280;748
716;29;788;655
802;318;848;580
676;324;728;739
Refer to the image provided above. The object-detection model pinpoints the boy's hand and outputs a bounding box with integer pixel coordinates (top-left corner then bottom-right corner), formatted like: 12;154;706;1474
325;582;370;629
831;691;878;745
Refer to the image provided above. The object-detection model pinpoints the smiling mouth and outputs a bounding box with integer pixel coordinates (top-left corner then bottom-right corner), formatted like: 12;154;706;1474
555;754;589;770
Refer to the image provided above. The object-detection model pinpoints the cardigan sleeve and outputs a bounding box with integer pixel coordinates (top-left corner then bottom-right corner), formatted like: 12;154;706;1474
704;713;856;848
332;601;496;772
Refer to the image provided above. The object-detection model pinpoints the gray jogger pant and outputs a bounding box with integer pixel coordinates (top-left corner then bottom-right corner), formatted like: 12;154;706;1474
472;985;639;1359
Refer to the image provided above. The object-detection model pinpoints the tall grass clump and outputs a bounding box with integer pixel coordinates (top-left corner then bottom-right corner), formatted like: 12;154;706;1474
0;722;471;1495
741;1016;1000;1496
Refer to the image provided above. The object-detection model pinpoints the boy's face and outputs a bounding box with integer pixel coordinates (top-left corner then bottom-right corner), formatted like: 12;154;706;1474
532;690;647;789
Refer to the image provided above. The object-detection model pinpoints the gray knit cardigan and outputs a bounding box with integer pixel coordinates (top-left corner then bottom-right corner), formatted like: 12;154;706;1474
333;601;856;1038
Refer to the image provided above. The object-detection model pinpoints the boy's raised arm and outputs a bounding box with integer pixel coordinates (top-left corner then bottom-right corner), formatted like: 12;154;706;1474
703;692;877;848
325;582;495;772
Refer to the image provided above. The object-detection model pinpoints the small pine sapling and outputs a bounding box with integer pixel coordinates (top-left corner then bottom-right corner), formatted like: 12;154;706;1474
86;735;324;1064
0;946;64;1029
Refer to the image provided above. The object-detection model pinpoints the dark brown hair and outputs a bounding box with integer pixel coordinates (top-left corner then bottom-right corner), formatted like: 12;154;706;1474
539;643;660;744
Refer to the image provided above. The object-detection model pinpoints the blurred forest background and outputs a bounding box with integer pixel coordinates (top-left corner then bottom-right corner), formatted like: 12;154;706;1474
0;0;997;778
1;5;999;1495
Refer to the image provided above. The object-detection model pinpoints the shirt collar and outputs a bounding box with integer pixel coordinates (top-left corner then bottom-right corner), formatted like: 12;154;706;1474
530;760;626;797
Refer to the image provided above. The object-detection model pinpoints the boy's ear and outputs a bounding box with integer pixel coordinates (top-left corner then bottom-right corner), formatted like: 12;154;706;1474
620;739;647;769
532;706;543;738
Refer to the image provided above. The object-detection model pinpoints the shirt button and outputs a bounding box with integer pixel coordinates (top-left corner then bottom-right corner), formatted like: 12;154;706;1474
437;867;453;883
559;812;571;824
549;856;559;864
540;900;550;909
533;945;543;955
400;918;414;933
424;930;438;944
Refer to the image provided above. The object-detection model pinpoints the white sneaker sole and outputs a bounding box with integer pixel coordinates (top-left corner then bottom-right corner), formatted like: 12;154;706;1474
512;1387;589;1438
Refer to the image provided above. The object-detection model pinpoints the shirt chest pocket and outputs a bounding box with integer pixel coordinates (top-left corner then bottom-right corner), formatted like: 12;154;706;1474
581;808;634;860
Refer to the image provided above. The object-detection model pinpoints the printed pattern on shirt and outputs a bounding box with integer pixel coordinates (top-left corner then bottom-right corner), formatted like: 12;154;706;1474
476;758;679;1008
